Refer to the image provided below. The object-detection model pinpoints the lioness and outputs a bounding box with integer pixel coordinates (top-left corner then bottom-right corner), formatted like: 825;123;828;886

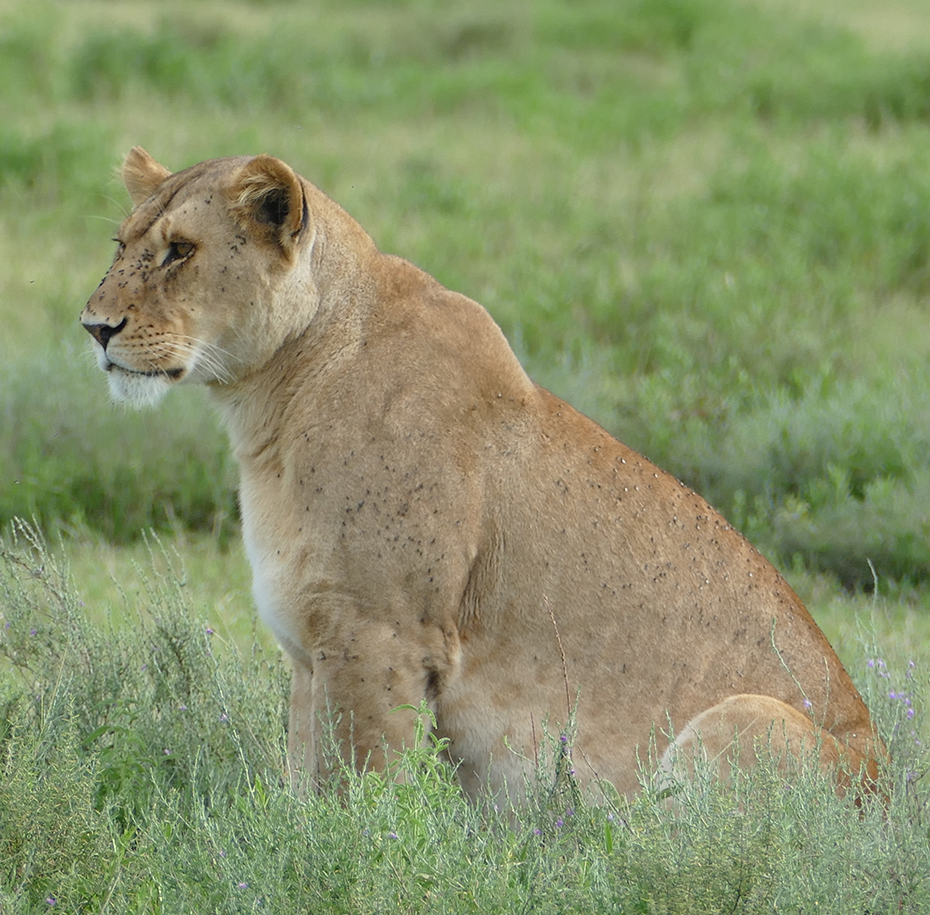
81;148;884;799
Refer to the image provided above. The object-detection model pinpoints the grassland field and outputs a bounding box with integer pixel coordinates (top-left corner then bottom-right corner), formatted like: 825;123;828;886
5;0;930;910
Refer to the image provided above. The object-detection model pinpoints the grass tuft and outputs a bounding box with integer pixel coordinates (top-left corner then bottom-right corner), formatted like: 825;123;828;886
1;522;929;910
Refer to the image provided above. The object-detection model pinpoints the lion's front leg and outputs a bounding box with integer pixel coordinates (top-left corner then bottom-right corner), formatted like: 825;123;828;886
287;660;318;789
285;621;443;789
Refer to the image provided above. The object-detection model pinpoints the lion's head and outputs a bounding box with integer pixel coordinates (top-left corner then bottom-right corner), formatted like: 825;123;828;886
81;147;328;407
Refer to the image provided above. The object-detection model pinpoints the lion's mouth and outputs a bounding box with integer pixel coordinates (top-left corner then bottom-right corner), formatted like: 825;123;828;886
105;361;185;381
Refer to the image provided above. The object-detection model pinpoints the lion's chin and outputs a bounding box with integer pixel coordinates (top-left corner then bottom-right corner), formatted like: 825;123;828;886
105;365;176;409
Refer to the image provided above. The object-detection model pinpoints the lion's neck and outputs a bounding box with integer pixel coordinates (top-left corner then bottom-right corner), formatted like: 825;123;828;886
211;196;379;462
305;188;380;310
211;309;361;471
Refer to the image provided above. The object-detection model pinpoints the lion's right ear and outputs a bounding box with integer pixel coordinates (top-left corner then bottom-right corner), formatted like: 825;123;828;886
122;147;171;206
228;155;310;261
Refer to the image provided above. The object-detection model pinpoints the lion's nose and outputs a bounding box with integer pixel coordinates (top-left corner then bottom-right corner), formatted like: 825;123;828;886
82;316;128;350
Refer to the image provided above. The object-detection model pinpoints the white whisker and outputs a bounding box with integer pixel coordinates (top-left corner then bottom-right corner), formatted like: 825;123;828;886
171;334;242;364
164;333;239;384
85;214;123;228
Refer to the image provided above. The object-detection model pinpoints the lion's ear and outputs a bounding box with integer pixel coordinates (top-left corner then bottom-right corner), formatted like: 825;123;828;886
122;147;171;206
228;155;310;259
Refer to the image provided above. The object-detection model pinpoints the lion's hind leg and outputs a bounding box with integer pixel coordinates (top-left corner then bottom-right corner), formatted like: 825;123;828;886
659;693;869;798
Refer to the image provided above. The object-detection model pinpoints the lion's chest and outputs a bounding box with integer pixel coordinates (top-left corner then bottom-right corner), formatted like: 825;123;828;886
240;523;299;655
238;473;321;661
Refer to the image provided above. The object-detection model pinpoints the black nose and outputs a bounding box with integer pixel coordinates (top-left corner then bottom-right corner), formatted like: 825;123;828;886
83;317;128;350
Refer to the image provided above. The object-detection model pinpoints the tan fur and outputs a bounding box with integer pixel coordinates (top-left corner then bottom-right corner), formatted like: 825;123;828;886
660;694;877;798
81;148;886;799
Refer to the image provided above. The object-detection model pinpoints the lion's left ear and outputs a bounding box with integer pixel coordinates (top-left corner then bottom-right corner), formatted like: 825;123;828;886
228;155;310;259
123;147;172;206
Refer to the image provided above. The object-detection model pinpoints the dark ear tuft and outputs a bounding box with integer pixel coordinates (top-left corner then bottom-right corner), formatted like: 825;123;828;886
254;186;290;228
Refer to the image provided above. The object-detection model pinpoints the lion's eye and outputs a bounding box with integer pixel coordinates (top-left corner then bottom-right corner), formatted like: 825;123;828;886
162;240;194;267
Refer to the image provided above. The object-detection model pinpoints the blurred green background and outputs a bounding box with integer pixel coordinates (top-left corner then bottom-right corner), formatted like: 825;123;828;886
3;0;930;596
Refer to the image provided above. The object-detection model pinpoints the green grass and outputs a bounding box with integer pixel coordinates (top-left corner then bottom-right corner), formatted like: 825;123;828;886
4;0;930;906
2;525;929;913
